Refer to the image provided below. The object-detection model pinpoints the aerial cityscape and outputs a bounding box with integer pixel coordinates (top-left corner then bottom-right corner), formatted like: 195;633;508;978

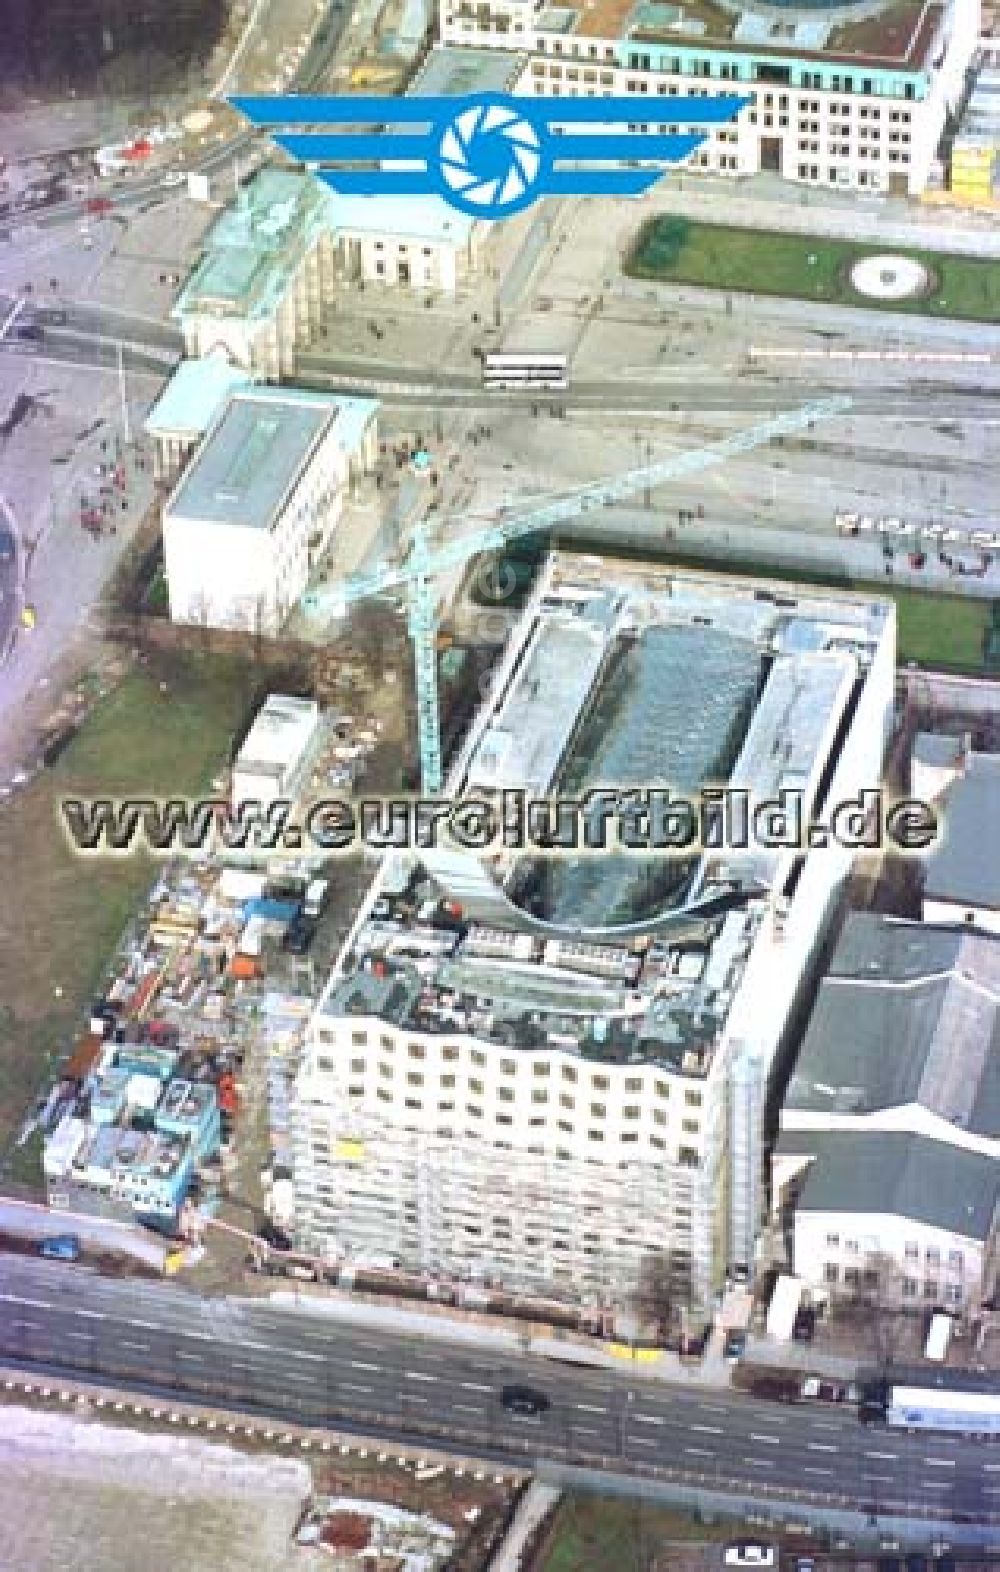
1;0;1000;1567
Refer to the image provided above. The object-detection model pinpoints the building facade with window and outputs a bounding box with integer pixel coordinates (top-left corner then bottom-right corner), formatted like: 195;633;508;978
162;385;377;636
775;914;1000;1313
289;555;895;1327
438;0;978;196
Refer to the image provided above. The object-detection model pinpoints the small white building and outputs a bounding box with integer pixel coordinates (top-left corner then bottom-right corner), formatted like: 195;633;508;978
232;694;322;812
162;384;377;635
144;354;252;484
775;912;1000;1313
785;1129;998;1314
327;192;485;295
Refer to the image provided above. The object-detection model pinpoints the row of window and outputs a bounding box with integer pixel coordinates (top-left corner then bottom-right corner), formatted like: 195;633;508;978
823;1263;963;1304
825;1234;965;1273
308;1118;701;1160
344;1057;699;1119
544;40;920;99
330;1037;702;1101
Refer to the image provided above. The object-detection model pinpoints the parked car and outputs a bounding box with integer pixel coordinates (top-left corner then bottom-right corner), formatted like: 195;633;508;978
500;1384;550;1417
792;1304;817;1342
725;1546;776;1569
723;1328;747;1361
282;916;317;954
0;527;15;564
39;1234;81;1262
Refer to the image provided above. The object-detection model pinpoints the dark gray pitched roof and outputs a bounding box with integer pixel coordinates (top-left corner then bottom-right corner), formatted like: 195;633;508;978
784;913;1000;1138
786;1129;998;1241
923;752;1000;911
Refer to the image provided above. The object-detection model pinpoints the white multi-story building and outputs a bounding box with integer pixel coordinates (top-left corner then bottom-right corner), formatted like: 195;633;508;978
437;0;979;196
162;385;377;636
289;554;895;1325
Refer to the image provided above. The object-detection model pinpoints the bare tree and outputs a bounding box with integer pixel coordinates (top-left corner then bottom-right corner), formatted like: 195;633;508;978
631;1250;681;1345
848;1250;907;1367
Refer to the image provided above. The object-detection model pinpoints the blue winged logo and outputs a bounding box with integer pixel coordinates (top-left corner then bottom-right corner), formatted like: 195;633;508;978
231;91;749;219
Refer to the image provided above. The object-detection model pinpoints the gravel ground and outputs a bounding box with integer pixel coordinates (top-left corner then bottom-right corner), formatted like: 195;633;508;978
0;1406;312;1572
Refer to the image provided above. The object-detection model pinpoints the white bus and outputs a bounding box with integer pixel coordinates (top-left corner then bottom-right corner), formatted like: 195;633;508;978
482;351;568;392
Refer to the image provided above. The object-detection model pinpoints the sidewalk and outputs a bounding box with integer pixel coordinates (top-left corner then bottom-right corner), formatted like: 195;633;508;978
266;1287;737;1386
486;1482;561;1572
648;171;1000;256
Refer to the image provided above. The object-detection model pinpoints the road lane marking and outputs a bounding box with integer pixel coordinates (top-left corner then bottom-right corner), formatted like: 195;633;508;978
749;1433;779;1445
576;1402;608;1414
803;1467;833;1477
985;1464;1000;1473
342;1383;373;1394
807;1442;838;1452
684;1447;712;1457
120;1339;149;1352
864;1474;891;1484
461;1382;492;1393
924;1458;956;1468
176;1351;202;1362
865;1451;898;1460
575;1426;601;1437
633;1414;664;1426
454;1403;482;1414
629;1437;656;1447
744;1457;775;1467
691;1424;722;1435
351;1361;380;1372
290;1349;324;1362
405;1371;437;1382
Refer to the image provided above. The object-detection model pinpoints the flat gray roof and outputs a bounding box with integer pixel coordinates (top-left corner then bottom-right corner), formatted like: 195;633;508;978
923;752;1000;911
785;913;1000;1140
168;391;334;531
410;45;524;97
785;1128;998;1241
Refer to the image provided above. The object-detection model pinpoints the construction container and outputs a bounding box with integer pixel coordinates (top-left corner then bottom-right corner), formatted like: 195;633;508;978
229;953;261;981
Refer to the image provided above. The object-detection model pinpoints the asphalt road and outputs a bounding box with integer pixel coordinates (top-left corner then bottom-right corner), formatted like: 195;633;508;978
0;1253;997;1527
7;320;1000;425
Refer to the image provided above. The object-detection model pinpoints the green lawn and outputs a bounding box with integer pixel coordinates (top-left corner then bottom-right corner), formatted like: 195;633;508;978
627;217;1000;322
0;650;255;1178
891;585;991;670
538;1494;737;1572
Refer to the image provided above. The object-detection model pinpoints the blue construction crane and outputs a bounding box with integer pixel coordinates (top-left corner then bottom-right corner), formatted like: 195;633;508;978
302;395;852;794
